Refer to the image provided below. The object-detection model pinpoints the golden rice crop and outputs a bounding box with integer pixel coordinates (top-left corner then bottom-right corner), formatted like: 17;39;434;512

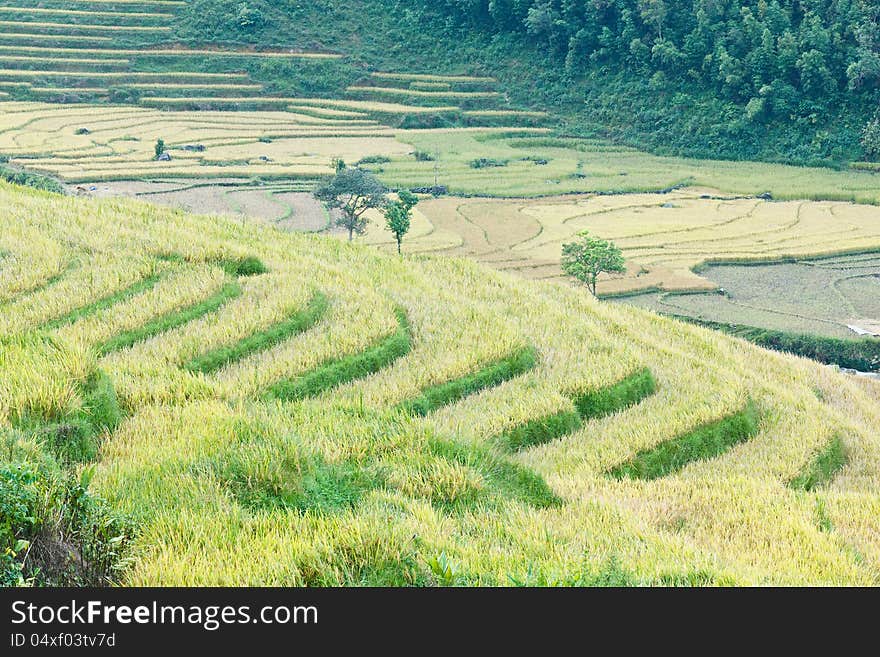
378;192;880;294
1;180;878;585
0;33;113;42
0;20;171;32
0;7;173;20
347;86;500;100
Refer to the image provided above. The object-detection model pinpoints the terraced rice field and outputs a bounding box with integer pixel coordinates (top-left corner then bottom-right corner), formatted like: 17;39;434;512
93;180;333;232
0;1;538;129
0;102;548;182
621;254;880;340
2;181;879;585
361;190;880;295
0;0;344;106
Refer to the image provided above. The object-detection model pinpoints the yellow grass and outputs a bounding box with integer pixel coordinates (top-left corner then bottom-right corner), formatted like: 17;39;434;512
1;180;878;585
0;33;113;42
0;45;337;59
0;7;173;19
0;20;171;32
0;56;130;65
0;70;249;79
0;102;491;182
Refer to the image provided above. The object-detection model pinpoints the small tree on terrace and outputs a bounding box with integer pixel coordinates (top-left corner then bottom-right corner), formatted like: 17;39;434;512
383;190;419;254
561;231;626;297
314;163;388;241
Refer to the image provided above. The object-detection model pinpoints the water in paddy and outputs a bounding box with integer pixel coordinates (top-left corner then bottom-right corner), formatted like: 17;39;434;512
616;253;880;340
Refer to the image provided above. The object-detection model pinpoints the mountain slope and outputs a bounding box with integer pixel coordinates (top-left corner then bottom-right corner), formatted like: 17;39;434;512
171;0;880;165
0;180;878;585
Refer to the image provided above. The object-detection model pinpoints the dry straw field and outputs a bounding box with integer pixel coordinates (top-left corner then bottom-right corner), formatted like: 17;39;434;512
2;181;879;585
361;190;880;295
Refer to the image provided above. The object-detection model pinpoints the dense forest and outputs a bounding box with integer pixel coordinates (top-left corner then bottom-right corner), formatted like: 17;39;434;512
178;0;880;165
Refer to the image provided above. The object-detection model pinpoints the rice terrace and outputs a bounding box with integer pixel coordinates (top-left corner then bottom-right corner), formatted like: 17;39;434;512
1;0;880;592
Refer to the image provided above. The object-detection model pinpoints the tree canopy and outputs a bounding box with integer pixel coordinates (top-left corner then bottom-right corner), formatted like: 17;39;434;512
314;165;388;241
561;231;627;297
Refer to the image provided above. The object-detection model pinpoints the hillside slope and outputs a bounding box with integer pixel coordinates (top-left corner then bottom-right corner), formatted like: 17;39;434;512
1;180;879;585
171;0;880;165
4;1;875;165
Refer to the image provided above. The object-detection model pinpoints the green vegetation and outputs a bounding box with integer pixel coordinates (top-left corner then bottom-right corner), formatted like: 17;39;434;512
13;370;121;466
185;291;328;374
167;1;880;165
314;165;388;241
98;280;243;356
495;409;583;452
399;346;538;416
264;308;412;401
609;401;761;480
0;164;63;195
2;367;127;586
673;319;880;373
42;273;164;331
495;368;658;451
790;436;848;491
383;190;418;254
572;368;657;420
561;232;626;297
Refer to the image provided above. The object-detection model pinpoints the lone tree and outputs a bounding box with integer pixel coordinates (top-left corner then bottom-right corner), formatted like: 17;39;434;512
314;163;387;241
383;190;419;254
154;138;165;160
561;231;626;297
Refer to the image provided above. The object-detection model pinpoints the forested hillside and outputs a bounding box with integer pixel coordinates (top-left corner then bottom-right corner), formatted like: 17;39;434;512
175;0;880;165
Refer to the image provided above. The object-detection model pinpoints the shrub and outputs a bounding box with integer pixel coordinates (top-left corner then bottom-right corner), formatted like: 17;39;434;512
0;461;129;586
470;158;508;169
861;117;880;161
0;165;64;195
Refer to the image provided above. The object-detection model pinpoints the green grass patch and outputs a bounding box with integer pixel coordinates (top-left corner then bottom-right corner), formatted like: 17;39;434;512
398;346;538;416
230;454;378;515
608;401;761;480
217;255;269;277
184;291;328;374
14;370;121;466
494;410;583;452
41;273;163;331
508;557;717;587
494;369;657;452
572;368;657;419
97;280;242;356
264;308;411;401
0;164;63;194
790;436;848;492
157;253;268;277
428;438;561;510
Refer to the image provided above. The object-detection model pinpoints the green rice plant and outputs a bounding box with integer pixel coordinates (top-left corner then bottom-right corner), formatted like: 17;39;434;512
429;438;561;509
184;292;328;374
789;436;848;491
398;346;538;416
41;273;163;331
608;401;761;480
494;410;583;451
571;368;657;419
16;370;120;465
226;453;380;514
263;308;411;401
216;255;268;277
97;281;242;356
